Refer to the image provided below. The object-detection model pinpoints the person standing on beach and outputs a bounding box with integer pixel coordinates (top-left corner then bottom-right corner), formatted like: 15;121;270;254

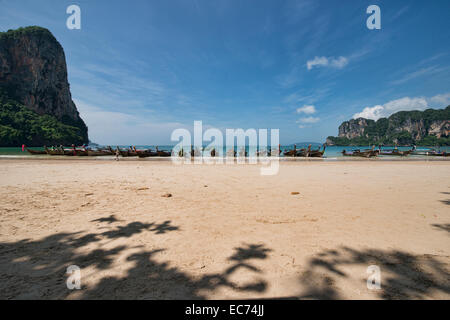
115;149;120;161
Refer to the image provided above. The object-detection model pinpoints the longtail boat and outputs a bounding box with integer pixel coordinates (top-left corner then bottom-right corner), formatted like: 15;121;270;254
45;146;64;155
26;147;47;155
64;146;88;156
284;145;312;157
428;150;449;157
309;144;326;158
342;150;369;157
283;145;298;157
410;146;448;156
261;144;281;157
136;149;158;158
155;147;171;157
116;146;138;157
378;148;412;156
342;147;377;158
84;148;113;156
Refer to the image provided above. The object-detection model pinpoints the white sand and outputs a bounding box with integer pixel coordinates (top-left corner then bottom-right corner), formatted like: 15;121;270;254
0;159;449;299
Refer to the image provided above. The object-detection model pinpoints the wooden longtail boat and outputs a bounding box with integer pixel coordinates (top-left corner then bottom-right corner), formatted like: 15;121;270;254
342;147;377;158
377;145;412;157
26;148;47;155
429;151;449;157
410;146;448;156
155;147;171;157
342;150;369;157
379;149;412;156
284;145;312;157
42;146;110;156
296;145;312;157
136;149;158;158
283;145;298;157
410;149;434;156
65;148;88;156
84;149;113;156
116;146;138;157
309;144;326;158
45;146;64;155
260;145;281;157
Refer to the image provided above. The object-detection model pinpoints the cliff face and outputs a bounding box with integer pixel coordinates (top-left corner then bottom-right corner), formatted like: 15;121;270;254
0;26;88;143
338;118;375;139
327;106;450;146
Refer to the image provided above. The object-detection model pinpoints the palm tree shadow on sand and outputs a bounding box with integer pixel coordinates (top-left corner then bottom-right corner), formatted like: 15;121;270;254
431;224;450;234
439;191;450;205
296;247;450;300
1;215;449;299
0;216;271;299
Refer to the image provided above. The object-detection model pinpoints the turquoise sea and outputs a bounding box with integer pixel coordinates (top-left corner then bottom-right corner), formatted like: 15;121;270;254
1;144;449;158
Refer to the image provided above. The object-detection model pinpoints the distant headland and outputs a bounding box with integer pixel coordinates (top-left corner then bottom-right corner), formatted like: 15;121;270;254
327;106;450;146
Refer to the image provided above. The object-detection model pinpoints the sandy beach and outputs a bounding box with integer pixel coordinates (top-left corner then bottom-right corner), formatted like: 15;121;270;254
0;159;449;299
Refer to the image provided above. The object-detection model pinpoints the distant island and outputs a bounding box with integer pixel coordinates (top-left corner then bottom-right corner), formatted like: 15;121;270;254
327;106;450;146
0;26;88;147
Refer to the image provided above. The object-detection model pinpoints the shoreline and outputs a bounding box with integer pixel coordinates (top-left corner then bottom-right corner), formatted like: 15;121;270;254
1;155;450;162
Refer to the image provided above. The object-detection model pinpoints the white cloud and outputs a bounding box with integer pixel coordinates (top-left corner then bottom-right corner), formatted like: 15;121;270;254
352;93;450;120
297;116;320;124
429;93;450;106
330;56;349;68
296;105;316;114
306;56;348;70
353;105;384;120
306;56;328;70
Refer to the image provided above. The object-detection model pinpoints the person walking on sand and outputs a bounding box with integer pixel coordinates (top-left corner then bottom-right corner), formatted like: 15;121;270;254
115;149;120;161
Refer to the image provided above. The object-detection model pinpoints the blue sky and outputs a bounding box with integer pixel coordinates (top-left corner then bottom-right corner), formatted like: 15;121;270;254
1;0;450;144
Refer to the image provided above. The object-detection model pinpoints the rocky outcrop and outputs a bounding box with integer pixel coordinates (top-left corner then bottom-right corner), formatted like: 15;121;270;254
0;26;88;142
428;120;450;138
338;118;375;139
327;106;450;146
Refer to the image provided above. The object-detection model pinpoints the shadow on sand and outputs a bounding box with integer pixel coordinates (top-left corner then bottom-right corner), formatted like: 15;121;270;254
439;192;450;205
297;246;450;299
0;216;271;299
1;214;448;299
431;224;450;234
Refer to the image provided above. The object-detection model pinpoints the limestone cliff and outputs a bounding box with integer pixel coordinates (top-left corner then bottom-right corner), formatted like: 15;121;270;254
0;26;88;145
327;106;450;146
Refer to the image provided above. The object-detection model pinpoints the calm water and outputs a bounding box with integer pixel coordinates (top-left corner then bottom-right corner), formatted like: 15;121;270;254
2;144;449;158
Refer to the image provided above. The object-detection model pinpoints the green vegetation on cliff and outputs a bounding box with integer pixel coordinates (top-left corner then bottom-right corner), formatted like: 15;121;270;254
0;26;58;43
0;91;86;147
327;106;450;146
